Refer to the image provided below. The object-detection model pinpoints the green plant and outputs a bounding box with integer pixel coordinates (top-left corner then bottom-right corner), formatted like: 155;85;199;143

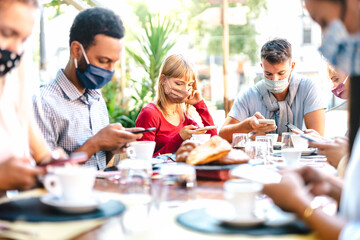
103;11;179;128
126;13;178;98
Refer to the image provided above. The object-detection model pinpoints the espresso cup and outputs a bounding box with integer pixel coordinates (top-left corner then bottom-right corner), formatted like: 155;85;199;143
224;180;263;219
290;135;309;150
44;166;96;203
129;141;156;160
282;148;302;167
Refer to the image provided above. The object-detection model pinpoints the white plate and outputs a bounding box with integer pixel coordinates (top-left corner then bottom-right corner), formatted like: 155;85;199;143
41;191;107;214
206;200;266;227
273;142;283;149
301;148;317;156
230;164;282;184
151;158;165;164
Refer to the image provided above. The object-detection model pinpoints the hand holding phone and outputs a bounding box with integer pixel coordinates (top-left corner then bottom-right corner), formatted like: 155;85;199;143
194;126;217;131
131;127;156;134
285;122;304;134
300;134;329;143
38;152;88;168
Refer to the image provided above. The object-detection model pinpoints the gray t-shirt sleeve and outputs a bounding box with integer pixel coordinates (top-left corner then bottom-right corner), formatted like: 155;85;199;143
301;78;328;115
228;88;252;122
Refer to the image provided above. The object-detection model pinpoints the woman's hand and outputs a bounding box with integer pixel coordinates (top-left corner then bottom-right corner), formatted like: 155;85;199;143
263;171;313;214
179;125;205;140
309;137;348;168
0;157;45;191
186;90;202;106
295;165;336;197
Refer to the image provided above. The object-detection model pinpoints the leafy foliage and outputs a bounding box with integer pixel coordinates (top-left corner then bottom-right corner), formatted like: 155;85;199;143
185;0;267;64
126;13;178;98
103;12;178;127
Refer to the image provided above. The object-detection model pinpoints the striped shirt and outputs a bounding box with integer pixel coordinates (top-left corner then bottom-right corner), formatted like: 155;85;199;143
33;70;109;169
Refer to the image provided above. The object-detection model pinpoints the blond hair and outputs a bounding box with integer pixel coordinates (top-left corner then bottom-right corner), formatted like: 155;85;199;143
156;54;198;120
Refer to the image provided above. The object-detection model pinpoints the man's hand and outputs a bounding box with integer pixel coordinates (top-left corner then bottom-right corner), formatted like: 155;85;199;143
92;123;143;152
0;157;45;191
249;112;277;133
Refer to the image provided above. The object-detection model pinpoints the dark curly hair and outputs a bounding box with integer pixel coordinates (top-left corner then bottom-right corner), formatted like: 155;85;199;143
69;7;125;50
260;39;292;64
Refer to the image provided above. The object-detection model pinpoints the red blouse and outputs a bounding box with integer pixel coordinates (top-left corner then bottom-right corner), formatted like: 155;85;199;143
135;100;217;156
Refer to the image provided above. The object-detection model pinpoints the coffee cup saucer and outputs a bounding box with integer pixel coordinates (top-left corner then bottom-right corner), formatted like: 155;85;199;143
40;191;107;214
206;200;266;227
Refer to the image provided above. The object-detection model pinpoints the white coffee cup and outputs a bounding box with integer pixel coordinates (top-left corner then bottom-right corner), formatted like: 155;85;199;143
129;141;156;160
282;148;302;167
190;134;211;143
44;166;96;203
266;133;279;144
224;180;263;219
291;135;309;150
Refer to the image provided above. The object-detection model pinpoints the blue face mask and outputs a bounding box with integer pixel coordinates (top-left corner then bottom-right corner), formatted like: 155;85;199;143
75;44;114;89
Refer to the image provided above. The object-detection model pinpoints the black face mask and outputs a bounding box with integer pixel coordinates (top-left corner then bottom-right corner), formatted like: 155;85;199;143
0;48;22;77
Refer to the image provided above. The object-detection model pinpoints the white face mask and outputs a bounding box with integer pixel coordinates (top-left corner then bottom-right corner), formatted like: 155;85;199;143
264;74;290;94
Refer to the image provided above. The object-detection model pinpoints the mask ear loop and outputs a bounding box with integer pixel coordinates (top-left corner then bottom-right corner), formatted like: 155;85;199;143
340;0;346;22
79;43;90;65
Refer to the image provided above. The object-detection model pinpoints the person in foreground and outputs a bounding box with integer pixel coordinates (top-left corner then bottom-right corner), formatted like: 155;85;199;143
0;0;54;190
263;0;360;239
219;39;327;143
135;54;217;156
305;64;349;177
34;7;143;170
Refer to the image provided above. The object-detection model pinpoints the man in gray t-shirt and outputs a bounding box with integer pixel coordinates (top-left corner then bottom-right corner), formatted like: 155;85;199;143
219;39;327;143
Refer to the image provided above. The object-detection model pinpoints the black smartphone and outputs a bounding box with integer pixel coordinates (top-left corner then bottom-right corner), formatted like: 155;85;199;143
285;122;304;134
131;127;156;134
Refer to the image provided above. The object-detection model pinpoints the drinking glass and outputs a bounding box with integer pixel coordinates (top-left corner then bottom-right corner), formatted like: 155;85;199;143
255;136;273;155
245;141;267;165
232;133;248;150
281;132;293;150
117;159;153;237
255;136;273;164
155;163;196;211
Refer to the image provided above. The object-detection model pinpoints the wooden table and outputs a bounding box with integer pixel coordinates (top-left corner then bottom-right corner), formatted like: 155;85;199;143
73;176;318;240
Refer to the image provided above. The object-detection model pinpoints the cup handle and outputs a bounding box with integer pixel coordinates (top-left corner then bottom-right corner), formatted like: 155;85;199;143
126;147;136;159
43;175;62;197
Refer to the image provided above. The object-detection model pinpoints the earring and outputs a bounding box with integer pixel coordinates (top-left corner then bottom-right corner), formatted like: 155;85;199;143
74;58;78;68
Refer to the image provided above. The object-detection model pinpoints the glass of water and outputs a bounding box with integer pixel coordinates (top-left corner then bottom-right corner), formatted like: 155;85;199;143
281;132;293;150
232;133;249;150
245;141;267;165
155;163;196;211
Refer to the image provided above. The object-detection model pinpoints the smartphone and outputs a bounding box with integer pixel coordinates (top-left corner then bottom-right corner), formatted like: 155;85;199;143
300;134;327;143
285;122;304;134
38;152;88;168
194;126;217;131
132;127;156;134
258;119;275;125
